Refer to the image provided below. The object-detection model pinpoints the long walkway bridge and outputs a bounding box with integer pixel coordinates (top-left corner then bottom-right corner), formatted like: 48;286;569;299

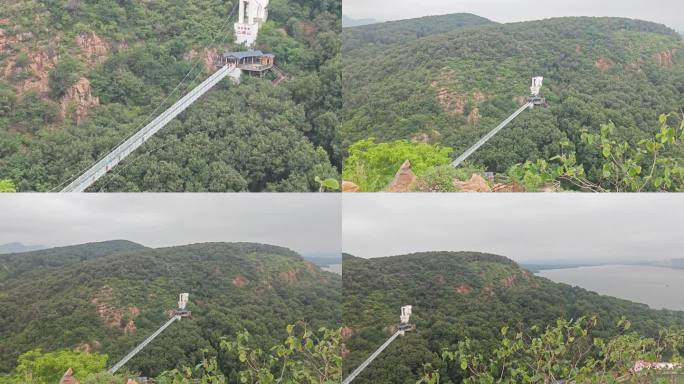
59;0;280;192
61;65;241;192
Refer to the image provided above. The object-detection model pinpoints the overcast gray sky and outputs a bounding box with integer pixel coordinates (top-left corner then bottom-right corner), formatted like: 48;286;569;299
343;194;684;263
344;0;684;32
0;194;341;256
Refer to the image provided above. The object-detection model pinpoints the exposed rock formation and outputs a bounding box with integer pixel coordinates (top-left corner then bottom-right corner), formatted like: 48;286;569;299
467;107;481;124
411;132;430;144
60;77;99;124
75;32;108;65
342;180;360;192
431;68;487;118
232;275;249;287
492;181;527;192
91;286;140;333
123;319;137;336
454;173;491;192
501;274;517;288
594;57;613;71
386;160;416;192
653;49;677;67
75;343;91;353
184;48;219;73
341;326;353;339
59;368;79;384
2;51;59;93
456;284;472;294
279;269;298;283
203;48;218;73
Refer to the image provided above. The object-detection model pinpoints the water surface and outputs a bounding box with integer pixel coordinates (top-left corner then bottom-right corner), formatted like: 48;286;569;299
538;265;684;311
322;263;342;274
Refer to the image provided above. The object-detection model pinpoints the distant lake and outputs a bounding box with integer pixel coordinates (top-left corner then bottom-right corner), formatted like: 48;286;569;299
538;265;684;312
322;264;342;275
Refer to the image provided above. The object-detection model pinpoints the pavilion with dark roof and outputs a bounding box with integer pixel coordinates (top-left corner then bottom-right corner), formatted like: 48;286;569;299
217;50;275;76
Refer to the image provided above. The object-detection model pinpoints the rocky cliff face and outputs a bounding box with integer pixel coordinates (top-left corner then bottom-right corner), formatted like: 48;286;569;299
653;48;678;66
60;77;99;124
0;25;108;124
183;47;218;73
75;32;109;66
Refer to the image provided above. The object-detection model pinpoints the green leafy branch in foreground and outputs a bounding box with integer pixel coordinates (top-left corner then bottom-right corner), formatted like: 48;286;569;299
151;353;227;384
0;325;341;384
508;113;684;192
418;317;684;384
221;324;342;384
342;138;454;191
0;349;108;384
314;176;340;192
0;179;16;192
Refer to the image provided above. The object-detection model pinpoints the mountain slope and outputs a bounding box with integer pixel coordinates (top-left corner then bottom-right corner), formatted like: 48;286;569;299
0;239;145;279
342;251;684;383
0;0;341;191
0;241;341;377
0;242;46;255
342;15;380;28
342;17;684;175
342;13;493;56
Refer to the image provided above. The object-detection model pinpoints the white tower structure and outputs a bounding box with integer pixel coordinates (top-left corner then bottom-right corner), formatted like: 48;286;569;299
178;293;189;310
530;76;543;96
234;0;270;46
400;305;412;324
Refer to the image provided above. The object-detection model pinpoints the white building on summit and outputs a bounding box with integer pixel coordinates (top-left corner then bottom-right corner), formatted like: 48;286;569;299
234;0;270;46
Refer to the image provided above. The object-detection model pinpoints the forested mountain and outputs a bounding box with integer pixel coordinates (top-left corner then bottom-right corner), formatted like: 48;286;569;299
0;242;46;255
0;240;145;279
342;252;684;383
342;13;493;55
342;15;379;28
0;0;341;191
342;16;684;190
0;241;341;379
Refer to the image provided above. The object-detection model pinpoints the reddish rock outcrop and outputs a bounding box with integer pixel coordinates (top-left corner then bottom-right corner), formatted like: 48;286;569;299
280;269;298;283
411;132;430;144
594;57;613;71
123;319;137;336
91;286;140;333
501;274;517;288
342;180;360;192
75;343;91;353
456;284;472;295
184;47;219;73
386;160;416;192
467;107;481;124
454;174;491;192
653;49;677;67
341;326;354;340
60;77;99;124
59;368;79;384
75;32;108;66
341;343;350;358
492;181;527;192
12;51;58;93
232;275;249;288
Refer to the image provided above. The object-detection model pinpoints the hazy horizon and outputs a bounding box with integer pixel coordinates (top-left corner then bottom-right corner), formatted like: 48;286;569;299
0;194;341;257
343;0;684;32
343;194;684;263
